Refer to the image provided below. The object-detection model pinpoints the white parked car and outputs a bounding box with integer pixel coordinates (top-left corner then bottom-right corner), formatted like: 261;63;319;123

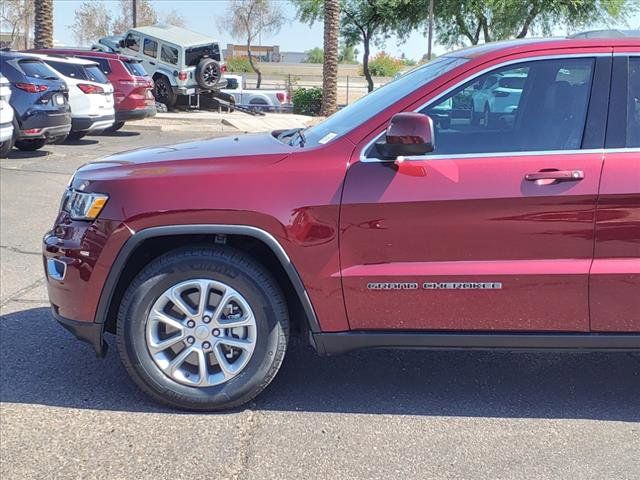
37;55;115;140
471;72;526;126
221;74;291;111
0;74;14;157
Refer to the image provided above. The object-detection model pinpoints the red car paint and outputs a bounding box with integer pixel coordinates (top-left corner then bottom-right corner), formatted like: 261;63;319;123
43;38;640;350
31;49;156;123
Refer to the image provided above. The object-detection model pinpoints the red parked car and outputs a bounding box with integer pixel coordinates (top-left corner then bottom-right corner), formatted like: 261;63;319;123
31;49;155;131
43;37;640;410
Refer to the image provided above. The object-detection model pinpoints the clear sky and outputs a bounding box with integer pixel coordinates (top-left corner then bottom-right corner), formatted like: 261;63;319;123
52;0;640;61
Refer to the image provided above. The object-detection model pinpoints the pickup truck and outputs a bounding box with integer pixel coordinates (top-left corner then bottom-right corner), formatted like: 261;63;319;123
221;74;291;111
43;36;640;411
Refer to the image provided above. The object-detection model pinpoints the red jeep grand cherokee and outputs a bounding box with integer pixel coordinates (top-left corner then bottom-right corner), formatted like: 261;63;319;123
32;49;156;131
43;38;640;410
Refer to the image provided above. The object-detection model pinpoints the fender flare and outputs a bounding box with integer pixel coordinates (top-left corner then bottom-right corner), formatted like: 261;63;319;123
152;68;177;87
94;224;321;333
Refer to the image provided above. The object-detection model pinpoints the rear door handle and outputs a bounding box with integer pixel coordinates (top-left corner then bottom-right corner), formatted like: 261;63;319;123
525;170;584;182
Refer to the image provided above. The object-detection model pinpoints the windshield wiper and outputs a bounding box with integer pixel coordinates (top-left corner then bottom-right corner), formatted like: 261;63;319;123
294;128;306;147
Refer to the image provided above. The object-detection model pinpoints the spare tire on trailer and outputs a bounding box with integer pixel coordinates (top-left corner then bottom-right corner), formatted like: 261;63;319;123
196;57;222;89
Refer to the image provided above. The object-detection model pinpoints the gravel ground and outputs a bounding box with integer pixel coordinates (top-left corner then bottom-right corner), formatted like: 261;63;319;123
1;125;639;480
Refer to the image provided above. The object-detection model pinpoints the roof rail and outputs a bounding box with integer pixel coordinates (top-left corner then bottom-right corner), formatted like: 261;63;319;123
568;29;640;38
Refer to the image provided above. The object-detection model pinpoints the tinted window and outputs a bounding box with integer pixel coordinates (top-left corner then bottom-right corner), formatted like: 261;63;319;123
18;60;59;79
303;56;467;147
225;77;239;90
45;60;85;79
123;60;147;77
185;44;221;66
84;65;109;83
415;58;595;156
160;44;178;65
88;57;111;75
628;57;640;148
125;33;140;52
143;38;158;57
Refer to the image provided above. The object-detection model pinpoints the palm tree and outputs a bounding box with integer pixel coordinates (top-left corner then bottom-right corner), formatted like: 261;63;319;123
34;0;53;48
320;0;339;116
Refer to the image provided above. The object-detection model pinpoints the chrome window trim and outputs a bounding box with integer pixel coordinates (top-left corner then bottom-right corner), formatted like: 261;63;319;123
360;52;613;163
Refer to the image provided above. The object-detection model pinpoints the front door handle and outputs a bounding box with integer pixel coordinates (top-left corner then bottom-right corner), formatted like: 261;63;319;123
525;170;584;182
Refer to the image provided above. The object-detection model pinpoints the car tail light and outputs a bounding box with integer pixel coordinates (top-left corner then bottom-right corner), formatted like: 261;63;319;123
24;128;42;134
178;71;188;81
493;90;509;97
14;83;48;93
77;83;104;94
276;92;286;103
221;64;228;74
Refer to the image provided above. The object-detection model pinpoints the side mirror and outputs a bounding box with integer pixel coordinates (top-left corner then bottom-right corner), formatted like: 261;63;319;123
377;112;435;160
119;39;125;48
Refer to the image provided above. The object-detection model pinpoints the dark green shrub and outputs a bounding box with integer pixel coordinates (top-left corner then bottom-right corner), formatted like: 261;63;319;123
293;87;323;116
226;56;253;73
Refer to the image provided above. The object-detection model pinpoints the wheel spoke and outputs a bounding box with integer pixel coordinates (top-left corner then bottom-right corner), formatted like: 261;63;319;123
148;332;186;354
196;279;211;318
213;343;234;379
167;287;195;317
195;349;209;386
211;289;233;324
218;336;253;351
168;346;194;375
150;309;185;331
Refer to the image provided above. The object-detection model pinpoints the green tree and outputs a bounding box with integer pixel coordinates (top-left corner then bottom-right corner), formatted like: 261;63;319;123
432;0;632;47
339;43;358;63
306;47;325;63
293;0;423;92
219;0;285;89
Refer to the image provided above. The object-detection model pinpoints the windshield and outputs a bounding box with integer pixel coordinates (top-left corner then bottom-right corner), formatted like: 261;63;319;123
299;56;468;146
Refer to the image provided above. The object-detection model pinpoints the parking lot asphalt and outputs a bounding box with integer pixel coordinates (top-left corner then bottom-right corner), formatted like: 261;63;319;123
1;126;639;479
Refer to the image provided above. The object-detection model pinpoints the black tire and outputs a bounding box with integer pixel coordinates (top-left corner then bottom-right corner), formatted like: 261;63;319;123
14;138;46;151
104;121;125;133
117;246;289;411
66;131;87;141
153;75;177;109
195;58;221;89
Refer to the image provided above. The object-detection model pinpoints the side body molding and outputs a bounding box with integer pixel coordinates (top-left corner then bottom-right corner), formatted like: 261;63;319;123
94;224;321;333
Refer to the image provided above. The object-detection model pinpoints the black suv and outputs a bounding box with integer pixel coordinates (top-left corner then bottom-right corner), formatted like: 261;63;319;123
0;51;71;152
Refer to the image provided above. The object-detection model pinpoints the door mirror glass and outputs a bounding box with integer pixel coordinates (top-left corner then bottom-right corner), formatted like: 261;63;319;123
377;112;435;159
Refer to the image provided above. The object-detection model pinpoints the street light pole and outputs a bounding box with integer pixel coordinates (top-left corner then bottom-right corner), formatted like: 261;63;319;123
132;0;137;27
427;0;434;60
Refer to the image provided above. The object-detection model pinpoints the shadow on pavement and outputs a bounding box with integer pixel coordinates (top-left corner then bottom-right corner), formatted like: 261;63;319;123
6;149;50;159
61;138;100;146
95;130;141;137
1;307;639;419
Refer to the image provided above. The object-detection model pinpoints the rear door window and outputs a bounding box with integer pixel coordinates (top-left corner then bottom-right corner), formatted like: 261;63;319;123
143;38;158;58
45;60;86;79
88;57;112;75
160;44;179;65
123;60;148;76
628;57;640;147
84;65;109;83
19;60;59;79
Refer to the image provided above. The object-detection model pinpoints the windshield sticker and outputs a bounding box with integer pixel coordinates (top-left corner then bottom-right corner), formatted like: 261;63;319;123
318;132;338;144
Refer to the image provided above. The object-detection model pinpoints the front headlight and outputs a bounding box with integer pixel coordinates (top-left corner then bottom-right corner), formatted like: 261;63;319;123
62;190;109;221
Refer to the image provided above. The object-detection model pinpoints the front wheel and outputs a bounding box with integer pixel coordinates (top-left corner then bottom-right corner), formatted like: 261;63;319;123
117;246;289;411
66;131;88;141
104;121;125;133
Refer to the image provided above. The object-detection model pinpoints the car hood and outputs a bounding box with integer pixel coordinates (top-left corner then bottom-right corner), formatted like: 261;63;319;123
72;132;293;187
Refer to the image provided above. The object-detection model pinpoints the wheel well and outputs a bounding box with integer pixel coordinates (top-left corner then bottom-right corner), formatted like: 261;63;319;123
103;234;310;340
152;72;171;85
